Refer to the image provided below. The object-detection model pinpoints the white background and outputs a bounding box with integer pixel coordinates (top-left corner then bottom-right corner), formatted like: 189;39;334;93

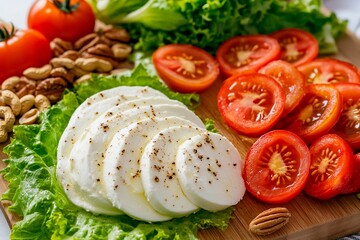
0;1;360;240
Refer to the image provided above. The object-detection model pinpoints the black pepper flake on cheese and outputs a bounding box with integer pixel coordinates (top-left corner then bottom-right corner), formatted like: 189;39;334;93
233;163;237;167
106;112;113;117
193;149;198;154
196;143;202;148
95;111;99;115
96;178;100;182
100;93;104;97
89;138;93;143
116;165;122;170
154;176;159;182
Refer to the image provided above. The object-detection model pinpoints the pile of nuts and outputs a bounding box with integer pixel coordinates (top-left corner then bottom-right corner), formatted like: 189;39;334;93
0;25;133;143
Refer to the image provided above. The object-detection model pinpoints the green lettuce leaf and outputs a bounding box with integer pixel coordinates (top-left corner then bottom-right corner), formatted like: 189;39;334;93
89;0;347;54
1;65;232;240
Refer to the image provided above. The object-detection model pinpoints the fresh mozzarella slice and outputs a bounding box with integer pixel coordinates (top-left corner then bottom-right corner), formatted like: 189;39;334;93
176;132;245;212
140;125;206;217
104;116;199;222
69;104;205;214
57;87;167;214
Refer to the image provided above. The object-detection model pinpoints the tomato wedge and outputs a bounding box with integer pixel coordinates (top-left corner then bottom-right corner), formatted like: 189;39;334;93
304;134;353;200
341;153;360;195
243;130;311;204
298;58;360;84
152;44;219;93
216;35;280;77
332;83;360;150
259;60;305;116
282;84;343;144
271;28;318;66
217;73;285;137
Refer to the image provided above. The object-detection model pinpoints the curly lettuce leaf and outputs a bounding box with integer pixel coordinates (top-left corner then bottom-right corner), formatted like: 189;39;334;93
90;0;347;54
1;65;232;240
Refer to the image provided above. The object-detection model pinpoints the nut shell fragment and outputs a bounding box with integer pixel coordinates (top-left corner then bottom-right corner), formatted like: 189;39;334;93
249;207;291;236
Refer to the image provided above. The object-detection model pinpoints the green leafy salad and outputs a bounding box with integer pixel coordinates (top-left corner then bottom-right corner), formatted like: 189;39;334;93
1;66;230;239
90;0;347;54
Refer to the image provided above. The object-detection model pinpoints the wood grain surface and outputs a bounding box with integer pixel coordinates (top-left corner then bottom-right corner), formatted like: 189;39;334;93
1;31;360;240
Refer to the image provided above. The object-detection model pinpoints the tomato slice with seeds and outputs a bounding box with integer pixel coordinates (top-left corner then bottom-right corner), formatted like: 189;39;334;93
304;134;353;200
341;153;360;195
271;28;318;67
217;73;285;137
216;35;280;77
298;58;360;84
281;84;343;144
152;44;219;93
259;60;305;116
332;83;360;150
243;130;311;204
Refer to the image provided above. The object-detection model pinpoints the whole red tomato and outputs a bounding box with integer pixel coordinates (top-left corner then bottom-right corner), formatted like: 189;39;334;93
28;0;96;43
0;24;52;83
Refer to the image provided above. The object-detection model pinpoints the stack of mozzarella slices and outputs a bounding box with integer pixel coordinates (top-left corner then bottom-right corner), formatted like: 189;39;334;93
56;86;245;222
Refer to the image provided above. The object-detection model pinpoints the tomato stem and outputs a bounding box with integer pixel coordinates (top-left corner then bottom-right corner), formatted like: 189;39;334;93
53;0;80;13
0;23;16;42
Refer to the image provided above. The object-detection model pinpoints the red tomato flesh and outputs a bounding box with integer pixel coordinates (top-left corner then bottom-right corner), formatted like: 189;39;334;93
243;130;311;204
282;84;343;144
217;73;285;137
259;60;305;116
305;134;353;200
341;153;360;195
332;83;360;150
298;58;360;84
153;44;219;93
216;35;280;77
271;28;318;67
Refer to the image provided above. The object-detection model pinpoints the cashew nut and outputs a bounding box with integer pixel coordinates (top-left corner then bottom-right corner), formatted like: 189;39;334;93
75;58;113;73
112;43;132;59
1;76;20;91
0;124;9;143
71;66;91;78
74;74;92;85
1;90;21;116
34;95;51;112
0;106;15;132
19;108;39;125
20;95;35;115
50;57;75;69
23;64;52;80
51;67;74;82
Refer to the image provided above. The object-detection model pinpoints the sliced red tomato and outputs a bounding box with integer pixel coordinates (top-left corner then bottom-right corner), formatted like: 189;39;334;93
332;83;360;150
152;44;219;93
217;73;285;137
259;60;305;116
298;58;360;84
216;35;280;77
243;130;311;204
271;28;318;66
341;153;360;195
282;84;343;144
304;134;353;200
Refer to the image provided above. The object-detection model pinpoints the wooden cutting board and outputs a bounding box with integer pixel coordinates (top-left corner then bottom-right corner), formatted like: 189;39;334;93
1;31;360;240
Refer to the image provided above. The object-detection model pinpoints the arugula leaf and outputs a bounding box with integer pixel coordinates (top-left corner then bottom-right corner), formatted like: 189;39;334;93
90;0;347;54
1;65;231;240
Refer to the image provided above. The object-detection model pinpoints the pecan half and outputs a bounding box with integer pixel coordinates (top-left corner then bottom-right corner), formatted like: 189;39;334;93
51;38;73;57
75;33;101;53
249;207;291;236
103;28;130;43
35;77;68;103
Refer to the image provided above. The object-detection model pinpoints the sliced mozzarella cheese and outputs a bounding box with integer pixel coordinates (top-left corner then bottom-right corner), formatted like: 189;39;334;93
140;125;206;217
69;104;205;214
57;87;167;214
103;116;199;222
176;132;245;212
